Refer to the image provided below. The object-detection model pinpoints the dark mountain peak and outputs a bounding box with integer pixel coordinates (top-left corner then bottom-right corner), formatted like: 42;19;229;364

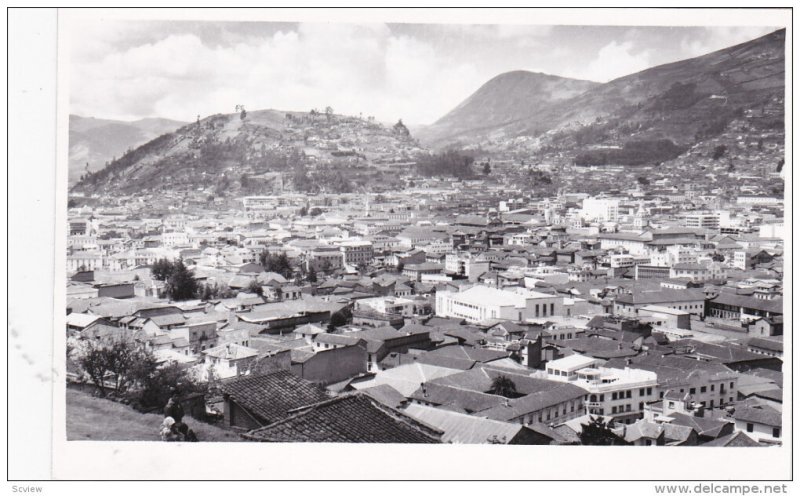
421;28;785;152
420;71;599;146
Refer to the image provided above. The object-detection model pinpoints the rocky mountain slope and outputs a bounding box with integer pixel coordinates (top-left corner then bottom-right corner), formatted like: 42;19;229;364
423;29;785;167
71;110;423;196
69;115;186;185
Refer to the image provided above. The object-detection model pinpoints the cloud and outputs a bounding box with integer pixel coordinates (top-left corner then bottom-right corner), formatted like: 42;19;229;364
68;21;781;124
679;26;778;58
69;21;481;125
574;40;652;83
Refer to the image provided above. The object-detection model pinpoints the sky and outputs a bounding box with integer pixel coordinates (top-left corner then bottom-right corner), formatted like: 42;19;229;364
68;21;780;126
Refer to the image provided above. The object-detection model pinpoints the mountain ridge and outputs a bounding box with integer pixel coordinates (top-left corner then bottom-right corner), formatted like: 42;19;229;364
69;115;186;185
419;70;600;147
429;28;785;152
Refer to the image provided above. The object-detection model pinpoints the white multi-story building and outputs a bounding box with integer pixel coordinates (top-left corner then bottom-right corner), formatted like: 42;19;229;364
162;231;190;247
609;254;635;268
435;285;567;323
419;238;452;256
580;198;620;222
336;240;374;266
736;196;781;205
355;296;416;317
682;212;720;230
759;222;785;239
546;354;659;424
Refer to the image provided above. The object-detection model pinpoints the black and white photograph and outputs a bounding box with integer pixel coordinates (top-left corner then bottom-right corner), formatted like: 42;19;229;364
6;6;795;486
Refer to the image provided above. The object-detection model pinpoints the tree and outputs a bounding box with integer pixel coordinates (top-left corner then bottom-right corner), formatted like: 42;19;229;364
151;258;175;281
260;251;293;279
636;176;650;186
579;416;624;445
78;338;144;397
489;375;518;398
325;106;333;122
482;161;491;175
165;259;199;301
128;352;206;412
247;279;264;297
298;206;308;217
327;307;352;332
416;150;475;179
712;144;727;160
293;162;311;192
306;266;318;283
319;259;332;273
309;207;323;217
78;341;114;396
393;119;410;138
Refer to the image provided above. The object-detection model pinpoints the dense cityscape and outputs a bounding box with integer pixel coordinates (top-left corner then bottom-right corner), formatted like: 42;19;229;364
63;27;785;447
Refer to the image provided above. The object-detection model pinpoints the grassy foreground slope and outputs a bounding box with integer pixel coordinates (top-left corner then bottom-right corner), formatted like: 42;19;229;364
66;388;242;442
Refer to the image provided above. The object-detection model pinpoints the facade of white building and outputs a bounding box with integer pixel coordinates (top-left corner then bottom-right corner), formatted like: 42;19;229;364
435;285;566;323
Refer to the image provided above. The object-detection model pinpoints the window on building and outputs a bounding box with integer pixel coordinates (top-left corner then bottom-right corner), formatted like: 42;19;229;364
612;392;618;400
773;428;780;438
626;390;632;399
639;402;644;411
746;423;754;433
689;388;696;395
711;384;715;391
626;404;631;412
701;386;707;393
